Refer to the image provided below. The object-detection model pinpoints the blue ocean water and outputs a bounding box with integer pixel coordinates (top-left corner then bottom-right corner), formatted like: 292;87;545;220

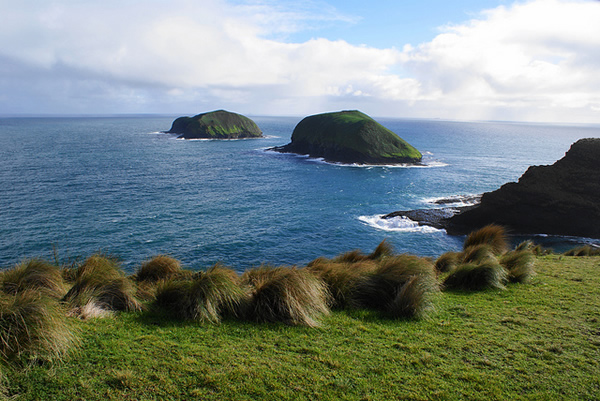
0;115;598;273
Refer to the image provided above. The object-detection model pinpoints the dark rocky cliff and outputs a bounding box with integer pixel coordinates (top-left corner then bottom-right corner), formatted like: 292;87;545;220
446;138;600;238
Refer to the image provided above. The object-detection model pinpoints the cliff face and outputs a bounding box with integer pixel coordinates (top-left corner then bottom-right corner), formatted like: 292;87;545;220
447;138;600;238
167;110;262;139
271;110;422;164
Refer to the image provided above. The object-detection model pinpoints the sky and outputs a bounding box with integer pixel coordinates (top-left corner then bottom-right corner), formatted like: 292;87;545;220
1;0;599;123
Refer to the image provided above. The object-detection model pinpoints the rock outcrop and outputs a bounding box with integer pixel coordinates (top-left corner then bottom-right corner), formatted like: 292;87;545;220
166;110;262;139
270;110;422;164
446;138;600;238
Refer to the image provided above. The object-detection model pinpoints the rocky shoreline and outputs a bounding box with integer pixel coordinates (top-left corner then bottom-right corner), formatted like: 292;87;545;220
382;138;600;239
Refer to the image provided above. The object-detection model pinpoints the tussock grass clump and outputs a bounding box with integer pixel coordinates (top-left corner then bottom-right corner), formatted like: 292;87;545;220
333;240;395;263
333;250;367;263
306;259;375;309
74;254;124;282
564;245;600;257
434;252;460;273
463;225;508;255
443;260;508;291
353;255;439;319
63;254;142;317
0;290;77;364
1;259;66;299
368;240;395;260
154;264;246;323
515;240;550;256
461;244;497;264
241;266;330;327
500;250;536;283
136;255;182;283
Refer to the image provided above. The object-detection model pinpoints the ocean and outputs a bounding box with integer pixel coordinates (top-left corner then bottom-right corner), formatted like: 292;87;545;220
0;115;598;273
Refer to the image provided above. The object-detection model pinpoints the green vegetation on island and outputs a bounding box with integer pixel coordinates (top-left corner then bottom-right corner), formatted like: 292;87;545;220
4;226;599;399
166;110;263;139
271;110;422;164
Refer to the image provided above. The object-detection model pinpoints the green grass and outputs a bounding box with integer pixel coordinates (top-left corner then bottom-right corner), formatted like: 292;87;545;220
2;254;599;400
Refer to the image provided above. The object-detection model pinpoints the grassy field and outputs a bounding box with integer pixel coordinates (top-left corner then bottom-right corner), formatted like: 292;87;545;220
2;253;599;400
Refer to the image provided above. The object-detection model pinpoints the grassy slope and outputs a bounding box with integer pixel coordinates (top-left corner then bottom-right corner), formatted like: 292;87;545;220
4;255;600;400
291;111;422;161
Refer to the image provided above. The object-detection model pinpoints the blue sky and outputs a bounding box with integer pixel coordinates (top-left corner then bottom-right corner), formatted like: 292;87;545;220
261;0;509;47
0;0;599;123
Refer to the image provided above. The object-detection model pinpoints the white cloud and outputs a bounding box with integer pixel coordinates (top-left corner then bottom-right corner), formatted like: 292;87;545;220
0;0;599;122
400;0;600;121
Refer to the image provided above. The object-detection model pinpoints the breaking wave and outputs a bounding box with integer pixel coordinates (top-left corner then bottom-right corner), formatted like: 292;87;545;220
358;214;445;233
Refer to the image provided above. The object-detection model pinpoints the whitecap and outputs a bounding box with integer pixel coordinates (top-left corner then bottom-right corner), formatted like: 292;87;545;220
264;150;448;168
358;214;445;233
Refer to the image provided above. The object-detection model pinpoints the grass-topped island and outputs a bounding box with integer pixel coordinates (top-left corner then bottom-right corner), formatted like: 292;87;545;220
1;227;599;400
166;110;263;139
270;110;422;165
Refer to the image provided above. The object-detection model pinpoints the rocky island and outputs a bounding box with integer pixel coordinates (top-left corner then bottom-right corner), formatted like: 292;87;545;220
270;110;422;164
166;110;262;139
385;138;600;239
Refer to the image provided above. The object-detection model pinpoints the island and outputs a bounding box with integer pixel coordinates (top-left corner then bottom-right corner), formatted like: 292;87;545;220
383;138;600;239
269;110;422;164
165;110;262;139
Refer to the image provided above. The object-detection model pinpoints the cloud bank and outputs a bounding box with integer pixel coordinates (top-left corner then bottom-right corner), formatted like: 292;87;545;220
0;0;598;123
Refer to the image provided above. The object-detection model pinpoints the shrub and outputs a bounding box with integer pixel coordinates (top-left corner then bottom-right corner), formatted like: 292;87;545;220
1;259;66;299
443;260;508;291
240;266;330;327
0;290;77;365
136;255;182;283
434;252;460;273
500;250;536;283
463;225;508;255
353;255;439;319
154;264;246;323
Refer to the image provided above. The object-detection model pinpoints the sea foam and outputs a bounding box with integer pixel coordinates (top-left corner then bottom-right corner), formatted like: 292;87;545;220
358;214;445;233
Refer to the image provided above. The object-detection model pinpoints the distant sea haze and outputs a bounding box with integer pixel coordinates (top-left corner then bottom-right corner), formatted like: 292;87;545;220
0;116;598;273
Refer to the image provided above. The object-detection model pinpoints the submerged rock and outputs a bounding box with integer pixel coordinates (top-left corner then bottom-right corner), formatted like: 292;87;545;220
270;110;422;164
446;138;600;238
166;110;262;139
